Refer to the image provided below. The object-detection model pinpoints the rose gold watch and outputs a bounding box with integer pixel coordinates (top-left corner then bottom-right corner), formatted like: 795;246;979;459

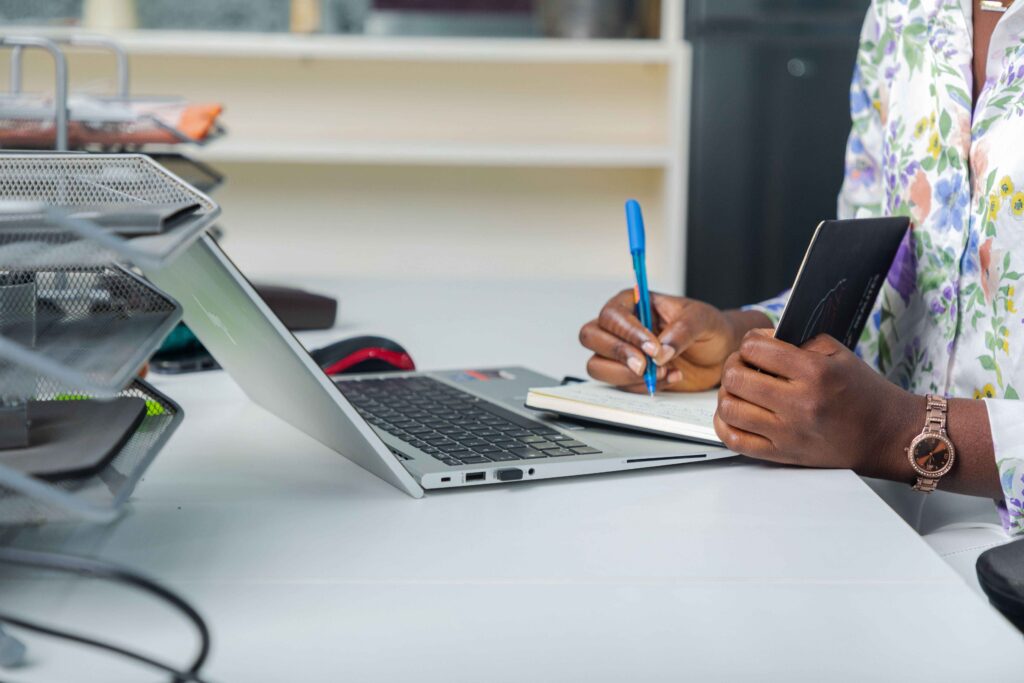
905;395;956;493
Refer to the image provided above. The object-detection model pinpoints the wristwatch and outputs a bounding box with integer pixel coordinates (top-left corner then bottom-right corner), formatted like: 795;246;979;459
905;395;956;493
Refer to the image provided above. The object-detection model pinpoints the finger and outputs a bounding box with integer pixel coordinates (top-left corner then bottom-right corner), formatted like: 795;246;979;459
579;320;649;375
655;317;702;365
715;387;780;437
720;352;792;409
586;355;668;385
737;331;805;379
801;333;845;356
598;298;661;358
713;412;781;460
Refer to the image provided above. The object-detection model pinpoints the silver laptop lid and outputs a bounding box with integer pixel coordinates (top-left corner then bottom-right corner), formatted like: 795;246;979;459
145;235;423;498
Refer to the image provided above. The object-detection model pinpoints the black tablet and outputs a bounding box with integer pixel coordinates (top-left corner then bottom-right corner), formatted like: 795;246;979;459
774;216;910;349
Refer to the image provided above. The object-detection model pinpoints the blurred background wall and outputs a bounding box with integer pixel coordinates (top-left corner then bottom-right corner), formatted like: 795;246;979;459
0;0;868;307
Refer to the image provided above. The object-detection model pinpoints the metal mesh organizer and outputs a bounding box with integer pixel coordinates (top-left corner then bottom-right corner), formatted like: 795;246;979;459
0;153;220;270
0;264;181;396
0;34;226;151
0;378;183;524
0;153;207;524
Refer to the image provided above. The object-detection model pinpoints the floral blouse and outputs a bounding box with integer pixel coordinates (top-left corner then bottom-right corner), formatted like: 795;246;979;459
748;0;1024;533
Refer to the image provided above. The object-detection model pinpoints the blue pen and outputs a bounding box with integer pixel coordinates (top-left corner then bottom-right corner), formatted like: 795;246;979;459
626;199;658;396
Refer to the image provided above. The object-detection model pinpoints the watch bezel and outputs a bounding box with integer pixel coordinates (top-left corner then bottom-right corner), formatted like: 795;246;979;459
906;432;956;479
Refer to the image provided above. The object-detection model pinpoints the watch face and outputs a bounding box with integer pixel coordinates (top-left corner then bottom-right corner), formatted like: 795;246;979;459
911;436;952;474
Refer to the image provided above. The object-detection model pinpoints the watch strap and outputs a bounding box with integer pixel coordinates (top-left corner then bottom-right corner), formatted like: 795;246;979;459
923;394;948;435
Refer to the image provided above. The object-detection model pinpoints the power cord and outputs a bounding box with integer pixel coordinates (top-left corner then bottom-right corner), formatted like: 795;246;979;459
0;547;212;683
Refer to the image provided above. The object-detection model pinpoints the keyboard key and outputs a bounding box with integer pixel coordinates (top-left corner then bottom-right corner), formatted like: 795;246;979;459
506;447;546;459
442;448;472;458
441;458;463;467
406;427;434;435
545;448;574;457
439;426;466;435
507;430;533;438
459;456;492;464
571;447;602;455
531;441;559;450
560;440;587;448
488;452;521;461
517;435;546;444
472;446;501;454
548;434;574;441
458;439;488;448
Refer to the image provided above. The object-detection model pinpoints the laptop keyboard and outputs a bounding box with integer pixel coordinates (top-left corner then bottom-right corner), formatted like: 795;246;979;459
336;376;601;467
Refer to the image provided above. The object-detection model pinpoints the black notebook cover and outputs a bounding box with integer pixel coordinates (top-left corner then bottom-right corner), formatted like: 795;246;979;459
774;217;910;349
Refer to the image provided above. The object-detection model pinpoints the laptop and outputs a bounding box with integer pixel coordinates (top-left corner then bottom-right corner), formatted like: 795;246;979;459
145;236;734;498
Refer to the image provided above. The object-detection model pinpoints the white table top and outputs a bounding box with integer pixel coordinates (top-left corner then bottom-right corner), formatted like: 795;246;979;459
3;278;1022;682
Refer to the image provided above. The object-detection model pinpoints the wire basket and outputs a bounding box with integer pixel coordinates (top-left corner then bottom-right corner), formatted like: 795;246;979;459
0;152;220;270
0;34;226;152
0;263;181;397
0;378;183;525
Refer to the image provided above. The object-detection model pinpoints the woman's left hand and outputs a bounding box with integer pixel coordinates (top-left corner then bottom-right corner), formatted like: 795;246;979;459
713;329;923;474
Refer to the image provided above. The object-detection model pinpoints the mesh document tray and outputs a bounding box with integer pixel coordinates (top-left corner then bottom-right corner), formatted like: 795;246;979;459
0;264;181;396
0;94;227;150
0;378;182;525
0;153;221;270
147;153;225;195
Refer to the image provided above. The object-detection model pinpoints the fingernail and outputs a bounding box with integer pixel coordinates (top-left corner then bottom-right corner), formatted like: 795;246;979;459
668;370;683;384
658;345;676;364
656;366;667;379
627;357;644;376
641;341;659;356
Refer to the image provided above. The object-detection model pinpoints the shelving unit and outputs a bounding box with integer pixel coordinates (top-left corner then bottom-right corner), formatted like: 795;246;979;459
61;31;679;64
4;2;690;290
194;140;671;168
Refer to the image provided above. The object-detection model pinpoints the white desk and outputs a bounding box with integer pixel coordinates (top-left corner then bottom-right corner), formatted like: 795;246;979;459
2;278;1022;682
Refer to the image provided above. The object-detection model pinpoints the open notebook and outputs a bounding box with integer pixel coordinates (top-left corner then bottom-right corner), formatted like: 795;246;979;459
525;382;721;445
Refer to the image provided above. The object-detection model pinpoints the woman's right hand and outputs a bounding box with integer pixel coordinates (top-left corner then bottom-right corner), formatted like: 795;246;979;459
578;290;772;393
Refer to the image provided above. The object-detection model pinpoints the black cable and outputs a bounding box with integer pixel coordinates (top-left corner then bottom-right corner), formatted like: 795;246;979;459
0;611;210;683
0;547;211;683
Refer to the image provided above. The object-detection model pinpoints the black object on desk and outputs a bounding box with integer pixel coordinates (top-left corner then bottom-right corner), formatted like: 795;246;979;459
254;283;337;331
977;538;1024;633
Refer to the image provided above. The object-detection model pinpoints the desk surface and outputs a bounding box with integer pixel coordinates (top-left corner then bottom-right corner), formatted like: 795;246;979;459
3;278;1022;682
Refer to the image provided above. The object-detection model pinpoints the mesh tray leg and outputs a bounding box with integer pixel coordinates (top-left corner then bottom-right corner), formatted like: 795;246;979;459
0;403;28;450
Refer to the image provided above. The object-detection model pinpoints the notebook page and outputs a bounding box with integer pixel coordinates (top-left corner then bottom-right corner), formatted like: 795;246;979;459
531;382;718;426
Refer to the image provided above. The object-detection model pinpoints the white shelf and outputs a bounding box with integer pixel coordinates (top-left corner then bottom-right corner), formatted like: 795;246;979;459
9;28;677;64
194;140;671;168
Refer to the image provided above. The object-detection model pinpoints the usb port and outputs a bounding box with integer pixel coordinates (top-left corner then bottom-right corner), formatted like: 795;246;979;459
465;472;486;483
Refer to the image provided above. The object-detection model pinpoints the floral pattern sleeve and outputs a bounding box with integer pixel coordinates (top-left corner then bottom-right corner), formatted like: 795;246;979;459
837;1;886;223
984;400;1024;534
